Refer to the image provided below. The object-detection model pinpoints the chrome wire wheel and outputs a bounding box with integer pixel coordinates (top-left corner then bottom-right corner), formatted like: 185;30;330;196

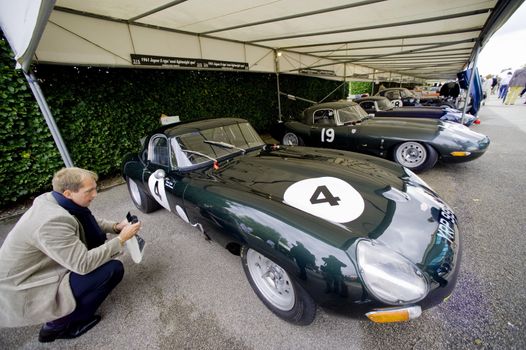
245;248;295;311
394;141;427;168
128;178;142;206
282;132;299;146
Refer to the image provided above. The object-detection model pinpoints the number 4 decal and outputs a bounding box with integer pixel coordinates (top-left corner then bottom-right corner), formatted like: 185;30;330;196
283;177;365;223
310;185;341;206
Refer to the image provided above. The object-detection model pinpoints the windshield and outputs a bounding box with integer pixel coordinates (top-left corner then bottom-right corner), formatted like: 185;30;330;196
376;98;393;111
337;104;369;124
171;122;264;169
400;89;417;98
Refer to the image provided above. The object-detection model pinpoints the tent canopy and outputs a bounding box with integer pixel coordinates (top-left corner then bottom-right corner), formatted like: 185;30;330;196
0;0;522;167
2;0;523;83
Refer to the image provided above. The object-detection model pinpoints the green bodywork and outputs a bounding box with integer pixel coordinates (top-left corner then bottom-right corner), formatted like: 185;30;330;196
123;118;461;314
283;101;489;162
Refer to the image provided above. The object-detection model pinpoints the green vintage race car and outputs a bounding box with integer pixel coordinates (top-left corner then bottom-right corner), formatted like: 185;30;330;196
278;101;490;172
122;117;460;325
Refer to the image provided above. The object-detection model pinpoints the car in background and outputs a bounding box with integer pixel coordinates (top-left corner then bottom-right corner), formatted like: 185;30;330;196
375;87;456;108
278;101;490;172
354;96;478;126
414;85;440;98
123;117;462;325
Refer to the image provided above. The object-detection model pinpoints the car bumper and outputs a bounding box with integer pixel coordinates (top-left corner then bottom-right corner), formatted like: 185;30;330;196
441;136;490;163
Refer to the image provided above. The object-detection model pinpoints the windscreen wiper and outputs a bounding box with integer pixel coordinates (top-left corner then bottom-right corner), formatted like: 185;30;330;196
204;140;246;154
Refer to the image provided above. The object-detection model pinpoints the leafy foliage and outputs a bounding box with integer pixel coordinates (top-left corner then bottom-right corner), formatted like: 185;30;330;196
349;81;373;95
0;35;63;206
0;33;346;207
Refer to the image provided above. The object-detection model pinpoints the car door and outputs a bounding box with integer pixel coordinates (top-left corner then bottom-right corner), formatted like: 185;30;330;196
143;134;188;216
308;108;350;149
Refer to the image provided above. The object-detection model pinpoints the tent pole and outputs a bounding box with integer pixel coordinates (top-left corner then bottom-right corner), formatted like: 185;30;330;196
24;70;74;167
274;50;282;122
461;43;481;125
371;69;376;95
343;63;347;99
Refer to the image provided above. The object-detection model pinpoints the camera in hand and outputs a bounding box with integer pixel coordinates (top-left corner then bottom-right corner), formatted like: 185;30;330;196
125;211;145;263
126;211;139;224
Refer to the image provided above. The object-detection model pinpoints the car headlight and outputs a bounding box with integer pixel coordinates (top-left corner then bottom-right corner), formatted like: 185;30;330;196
356;240;428;304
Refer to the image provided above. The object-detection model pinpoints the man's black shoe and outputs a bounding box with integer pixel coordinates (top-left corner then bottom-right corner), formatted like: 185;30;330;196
38;315;101;343
65;315;101;339
38;323;69;343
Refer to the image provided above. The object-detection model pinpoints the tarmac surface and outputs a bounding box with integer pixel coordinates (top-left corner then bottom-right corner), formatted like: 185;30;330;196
1;94;525;350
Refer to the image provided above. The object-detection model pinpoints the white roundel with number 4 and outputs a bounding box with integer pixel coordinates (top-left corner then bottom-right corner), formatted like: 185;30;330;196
283;177;365;223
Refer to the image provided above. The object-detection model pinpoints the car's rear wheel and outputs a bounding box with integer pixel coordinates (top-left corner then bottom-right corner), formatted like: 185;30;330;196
241;246;316;325
282;132;304;146
393;141;438;172
126;177;161;213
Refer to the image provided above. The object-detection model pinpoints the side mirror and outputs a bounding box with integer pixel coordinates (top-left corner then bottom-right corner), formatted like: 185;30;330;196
153;169;166;180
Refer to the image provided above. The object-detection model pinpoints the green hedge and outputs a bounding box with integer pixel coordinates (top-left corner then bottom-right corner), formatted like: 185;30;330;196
0;37;63;206
0;33;347;207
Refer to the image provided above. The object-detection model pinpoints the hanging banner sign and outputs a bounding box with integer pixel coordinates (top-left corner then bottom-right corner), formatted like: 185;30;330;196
130;54;248;70
352;73;370;79
298;68;335;76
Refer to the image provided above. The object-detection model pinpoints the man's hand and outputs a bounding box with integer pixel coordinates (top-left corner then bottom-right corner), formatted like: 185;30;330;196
114;218;130;232
118;222;142;244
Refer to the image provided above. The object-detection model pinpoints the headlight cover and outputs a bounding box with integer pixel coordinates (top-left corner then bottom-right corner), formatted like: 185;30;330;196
356;240;428;305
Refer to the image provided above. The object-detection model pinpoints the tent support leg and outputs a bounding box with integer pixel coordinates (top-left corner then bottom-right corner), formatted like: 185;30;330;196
274;50;282;122
24;70;74;167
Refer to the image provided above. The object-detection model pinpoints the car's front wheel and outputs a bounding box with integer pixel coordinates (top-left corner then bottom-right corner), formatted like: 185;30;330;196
126;176;161;213
282;132;304;146
241;246;316;325
393;141;438;172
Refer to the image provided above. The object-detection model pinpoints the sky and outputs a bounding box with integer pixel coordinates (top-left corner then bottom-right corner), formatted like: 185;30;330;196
477;1;526;77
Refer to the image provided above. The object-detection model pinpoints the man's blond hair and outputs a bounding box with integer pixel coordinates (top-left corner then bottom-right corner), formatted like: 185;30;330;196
52;167;98;193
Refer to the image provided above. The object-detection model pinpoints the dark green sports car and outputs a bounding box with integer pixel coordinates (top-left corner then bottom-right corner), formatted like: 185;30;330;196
122;117;461;325
278;101;490;172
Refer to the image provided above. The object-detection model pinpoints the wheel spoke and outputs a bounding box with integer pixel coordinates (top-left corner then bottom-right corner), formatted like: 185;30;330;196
246;249;295;311
396;142;426;168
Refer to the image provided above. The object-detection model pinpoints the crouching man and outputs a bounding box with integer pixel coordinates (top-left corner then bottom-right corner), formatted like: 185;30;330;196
0;167;141;342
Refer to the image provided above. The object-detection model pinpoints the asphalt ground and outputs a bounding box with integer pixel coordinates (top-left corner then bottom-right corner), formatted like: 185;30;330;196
1;94;525;350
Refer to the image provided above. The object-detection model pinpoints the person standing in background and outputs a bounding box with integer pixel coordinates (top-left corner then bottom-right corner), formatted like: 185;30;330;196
504;65;526;105
498;71;513;100
491;76;498;94
482;74;493;105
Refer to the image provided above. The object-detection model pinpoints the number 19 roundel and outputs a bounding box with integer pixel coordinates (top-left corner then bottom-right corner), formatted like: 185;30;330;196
283;177;365;223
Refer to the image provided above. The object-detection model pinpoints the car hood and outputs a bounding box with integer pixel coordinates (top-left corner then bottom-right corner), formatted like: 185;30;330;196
377;107;445;118
359;117;444;139
366;117;442;129
215;147;452;259
438;122;489;147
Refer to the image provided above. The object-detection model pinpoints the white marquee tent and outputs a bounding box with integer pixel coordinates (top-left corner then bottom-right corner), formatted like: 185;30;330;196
0;0;523;166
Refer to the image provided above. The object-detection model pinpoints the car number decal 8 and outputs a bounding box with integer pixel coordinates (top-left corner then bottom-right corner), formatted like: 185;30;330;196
321;128;335;142
284;177;364;223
